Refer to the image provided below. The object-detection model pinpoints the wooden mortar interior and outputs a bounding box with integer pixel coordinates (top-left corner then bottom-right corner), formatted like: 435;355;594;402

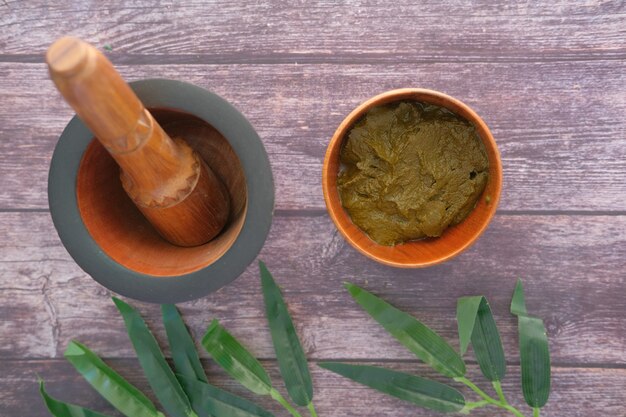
76;109;248;277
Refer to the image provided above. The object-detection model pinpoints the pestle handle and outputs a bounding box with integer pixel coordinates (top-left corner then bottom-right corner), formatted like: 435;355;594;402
47;37;146;154
47;37;230;247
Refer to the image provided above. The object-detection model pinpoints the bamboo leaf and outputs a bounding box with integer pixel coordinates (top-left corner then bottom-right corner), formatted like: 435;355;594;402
319;362;465;413
113;297;197;417
511;280;551;408
456;297;481;355
162;304;208;383
518;316;551;408
64;341;164;417
510;280;528;316
178;374;276;417
345;283;466;378
471;298;506;382
201;319;273;396
457;296;506;381
260;261;313;407
40;381;115;417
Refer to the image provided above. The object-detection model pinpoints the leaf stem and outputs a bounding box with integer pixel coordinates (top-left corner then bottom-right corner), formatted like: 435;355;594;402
460;400;489;413
533;408;540;417
454;377;494;403
454;377;527;417
499;403;527;417
270;388;304;417
492;380;508;405
307;402;319;417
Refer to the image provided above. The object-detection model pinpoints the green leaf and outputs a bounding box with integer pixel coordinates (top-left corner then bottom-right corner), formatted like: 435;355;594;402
510;280;527;316
40;380;114;417
178;374;276;417
456;297;481;355
511;280;551;408
113;297;197;417
201;319;273;396
457;296;506;381
345;283;466;378
319;362;465;413
162;304;208;383
260;261;313;406
64;341;163;417
518;316;551;408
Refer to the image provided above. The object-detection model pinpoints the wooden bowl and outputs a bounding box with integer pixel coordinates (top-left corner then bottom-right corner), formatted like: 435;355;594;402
322;88;502;268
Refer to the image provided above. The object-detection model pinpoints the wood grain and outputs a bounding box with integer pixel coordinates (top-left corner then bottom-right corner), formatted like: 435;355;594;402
1;1;625;62
3;359;625;417
1;60;625;211
1;212;624;364
1;2;624;415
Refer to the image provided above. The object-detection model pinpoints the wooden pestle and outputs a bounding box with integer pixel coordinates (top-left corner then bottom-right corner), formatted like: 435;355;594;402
46;37;230;247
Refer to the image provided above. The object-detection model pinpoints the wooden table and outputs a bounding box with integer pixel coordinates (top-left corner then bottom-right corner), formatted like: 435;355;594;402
1;2;624;416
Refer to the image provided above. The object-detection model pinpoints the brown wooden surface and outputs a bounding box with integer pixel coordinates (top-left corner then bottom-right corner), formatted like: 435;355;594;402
1;1;625;416
2;60;626;211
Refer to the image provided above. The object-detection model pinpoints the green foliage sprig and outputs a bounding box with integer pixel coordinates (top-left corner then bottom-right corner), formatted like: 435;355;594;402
319;279;551;416
40;267;550;417
40;262;317;417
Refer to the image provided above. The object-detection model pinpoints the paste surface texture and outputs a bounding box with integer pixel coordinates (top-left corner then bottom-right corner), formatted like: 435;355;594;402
337;101;489;246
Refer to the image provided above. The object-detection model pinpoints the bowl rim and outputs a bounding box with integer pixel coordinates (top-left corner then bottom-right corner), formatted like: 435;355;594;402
48;79;275;303
322;88;503;268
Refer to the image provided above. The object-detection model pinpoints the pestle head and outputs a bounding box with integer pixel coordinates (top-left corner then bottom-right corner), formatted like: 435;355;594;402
46;36;91;77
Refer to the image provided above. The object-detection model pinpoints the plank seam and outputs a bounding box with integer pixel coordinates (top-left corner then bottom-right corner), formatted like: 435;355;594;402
2;208;626;217
1;53;626;65
1;357;624;370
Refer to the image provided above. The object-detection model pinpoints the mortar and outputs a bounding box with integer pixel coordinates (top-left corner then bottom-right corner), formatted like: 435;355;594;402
49;79;274;303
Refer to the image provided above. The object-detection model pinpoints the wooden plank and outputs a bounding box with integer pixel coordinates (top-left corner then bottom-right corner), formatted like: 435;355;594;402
1;60;625;211
3;359;625;417
1;1;624;61
1;212;624;364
